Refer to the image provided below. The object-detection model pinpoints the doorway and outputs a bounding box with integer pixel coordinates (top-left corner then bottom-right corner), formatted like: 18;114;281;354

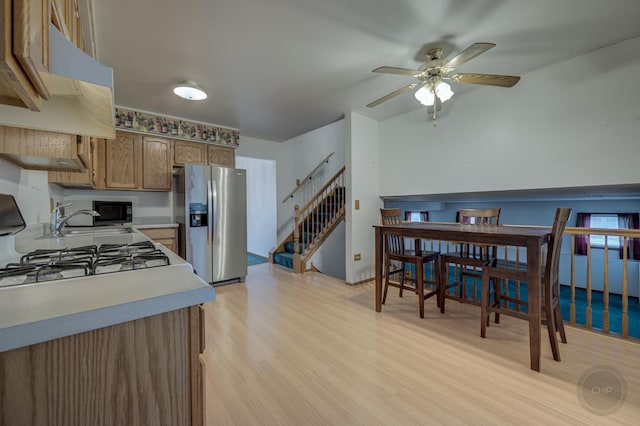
236;156;277;261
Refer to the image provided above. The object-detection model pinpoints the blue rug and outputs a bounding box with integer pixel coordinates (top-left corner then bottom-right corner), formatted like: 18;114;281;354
247;253;268;266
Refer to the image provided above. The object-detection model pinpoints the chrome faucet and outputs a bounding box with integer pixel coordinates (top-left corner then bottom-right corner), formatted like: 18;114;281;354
50;203;100;236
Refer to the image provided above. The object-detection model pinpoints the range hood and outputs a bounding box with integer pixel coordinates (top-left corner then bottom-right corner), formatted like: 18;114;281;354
0;24;115;139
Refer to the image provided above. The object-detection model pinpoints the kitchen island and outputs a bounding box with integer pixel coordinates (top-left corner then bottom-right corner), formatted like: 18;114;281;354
0;227;214;426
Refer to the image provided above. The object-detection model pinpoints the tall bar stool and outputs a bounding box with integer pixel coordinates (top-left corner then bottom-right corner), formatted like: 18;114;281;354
439;208;501;311
380;208;441;318
481;207;572;362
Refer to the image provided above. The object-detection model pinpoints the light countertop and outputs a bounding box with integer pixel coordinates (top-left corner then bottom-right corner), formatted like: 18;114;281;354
0;226;214;353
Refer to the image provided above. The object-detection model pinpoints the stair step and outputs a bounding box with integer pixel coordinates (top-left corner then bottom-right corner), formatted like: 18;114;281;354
273;252;294;269
284;241;311;253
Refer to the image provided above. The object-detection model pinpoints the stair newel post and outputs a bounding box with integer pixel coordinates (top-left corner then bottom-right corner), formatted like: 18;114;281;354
293;205;303;273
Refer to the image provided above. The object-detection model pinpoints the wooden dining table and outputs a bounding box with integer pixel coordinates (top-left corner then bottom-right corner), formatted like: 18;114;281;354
373;222;552;372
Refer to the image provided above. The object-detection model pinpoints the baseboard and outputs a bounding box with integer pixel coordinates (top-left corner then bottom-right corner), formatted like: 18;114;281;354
344;277;374;286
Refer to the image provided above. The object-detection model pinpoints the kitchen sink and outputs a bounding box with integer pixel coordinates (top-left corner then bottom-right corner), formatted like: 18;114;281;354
62;227;134;236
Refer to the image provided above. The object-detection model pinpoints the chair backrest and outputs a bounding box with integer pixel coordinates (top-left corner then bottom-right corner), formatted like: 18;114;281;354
380;208;405;255
544;207;572;294
457;208;501;257
458;208;501;225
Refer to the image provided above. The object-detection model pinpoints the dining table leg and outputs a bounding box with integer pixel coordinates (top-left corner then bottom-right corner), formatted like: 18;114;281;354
375;227;382;312
527;240;542;372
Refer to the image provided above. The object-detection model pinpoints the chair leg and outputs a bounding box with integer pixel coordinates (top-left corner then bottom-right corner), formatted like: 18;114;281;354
417;259;425;318
439;257;447;313
481;271;490;338
435;258;444;314
382;258;389;304
554;301;568;344
544;289;561;362
494;278;501;325
398;262;405;298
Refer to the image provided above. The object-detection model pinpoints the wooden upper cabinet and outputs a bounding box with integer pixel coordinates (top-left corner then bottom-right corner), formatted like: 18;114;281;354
48;136;108;188
143;136;172;190
207;145;235;168
0;0;42;111
0;125;84;171
13;0;51;100
51;0;82;48
105;132;139;189
174;140;206;166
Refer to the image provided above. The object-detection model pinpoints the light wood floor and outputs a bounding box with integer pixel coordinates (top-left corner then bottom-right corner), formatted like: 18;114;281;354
202;263;640;425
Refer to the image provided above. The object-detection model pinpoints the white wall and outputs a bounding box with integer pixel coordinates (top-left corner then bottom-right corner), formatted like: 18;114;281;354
378;36;640;197
0;160;53;225
345;112;381;284
287;120;346;279
239;122;347;279
237;135;295;243
236;156;277;258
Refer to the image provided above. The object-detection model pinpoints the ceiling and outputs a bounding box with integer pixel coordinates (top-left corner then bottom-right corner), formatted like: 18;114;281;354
93;0;640;142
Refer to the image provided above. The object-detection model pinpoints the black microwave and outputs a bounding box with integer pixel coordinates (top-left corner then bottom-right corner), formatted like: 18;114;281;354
65;200;133;226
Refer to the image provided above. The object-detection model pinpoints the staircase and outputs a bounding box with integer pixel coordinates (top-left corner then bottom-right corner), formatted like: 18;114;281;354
270;167;346;273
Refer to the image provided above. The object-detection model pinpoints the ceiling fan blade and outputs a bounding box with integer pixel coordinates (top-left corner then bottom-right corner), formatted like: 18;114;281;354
444;42;496;70
372;66;420;77
366;82;420;108
451;73;520;88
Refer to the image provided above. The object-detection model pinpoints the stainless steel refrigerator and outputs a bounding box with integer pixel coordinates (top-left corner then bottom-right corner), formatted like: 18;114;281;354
175;164;247;285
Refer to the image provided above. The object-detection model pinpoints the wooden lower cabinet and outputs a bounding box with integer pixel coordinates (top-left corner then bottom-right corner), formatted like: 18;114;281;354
139;227;179;254
0;306;205;426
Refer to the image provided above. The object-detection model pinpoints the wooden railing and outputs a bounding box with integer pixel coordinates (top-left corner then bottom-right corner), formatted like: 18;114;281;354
564;226;639;339
291;166;346;272
407;224;640;341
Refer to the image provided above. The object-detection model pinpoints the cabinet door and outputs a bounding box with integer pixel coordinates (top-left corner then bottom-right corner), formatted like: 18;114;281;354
174;140;206;166
105;132;139;189
139;228;178;254
48;136;95;187
207;145;235;167
13;0;51;100
143;137;172;190
0;0;41;111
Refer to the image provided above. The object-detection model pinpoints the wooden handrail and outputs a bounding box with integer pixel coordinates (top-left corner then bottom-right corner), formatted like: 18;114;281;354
282;152;335;203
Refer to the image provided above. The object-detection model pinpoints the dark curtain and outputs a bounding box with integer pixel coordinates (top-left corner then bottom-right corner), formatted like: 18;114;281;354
574;213;590;255
618;213;640;260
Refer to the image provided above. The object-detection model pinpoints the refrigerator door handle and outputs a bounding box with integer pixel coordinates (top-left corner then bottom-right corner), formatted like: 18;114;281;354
207;180;214;245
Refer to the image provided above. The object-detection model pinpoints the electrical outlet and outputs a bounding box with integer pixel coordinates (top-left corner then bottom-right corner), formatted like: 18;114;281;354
355;199;360;210
354;253;361;261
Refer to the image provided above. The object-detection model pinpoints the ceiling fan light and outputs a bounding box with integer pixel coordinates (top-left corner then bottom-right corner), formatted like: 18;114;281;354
435;81;454;102
414;86;435;106
173;82;207;101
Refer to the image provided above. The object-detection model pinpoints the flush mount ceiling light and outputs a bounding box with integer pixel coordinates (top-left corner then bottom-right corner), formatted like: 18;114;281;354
173;82;207;101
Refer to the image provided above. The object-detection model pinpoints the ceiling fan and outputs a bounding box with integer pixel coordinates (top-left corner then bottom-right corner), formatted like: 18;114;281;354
367;42;520;125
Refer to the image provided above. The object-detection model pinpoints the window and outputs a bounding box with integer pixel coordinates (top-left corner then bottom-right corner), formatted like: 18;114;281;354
589;214;620;249
575;212;640;260
404;211;429;222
